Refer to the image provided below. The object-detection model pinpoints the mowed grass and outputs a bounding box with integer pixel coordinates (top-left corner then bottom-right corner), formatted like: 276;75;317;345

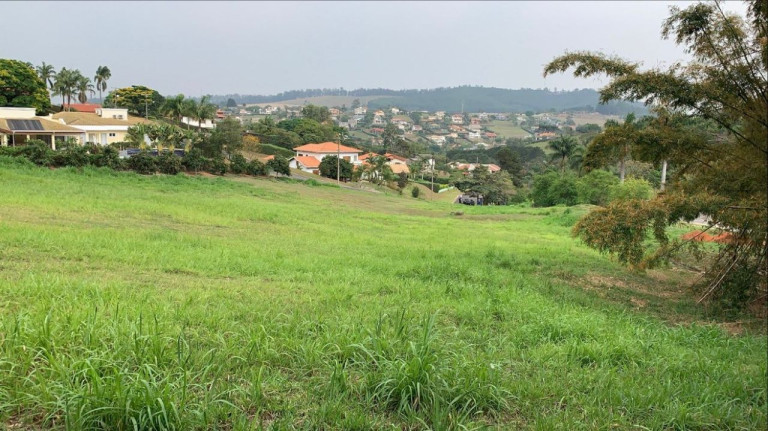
0;159;765;430
485;120;531;139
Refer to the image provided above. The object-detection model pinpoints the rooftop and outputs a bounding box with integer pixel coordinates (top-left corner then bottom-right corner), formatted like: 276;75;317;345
293;142;362;153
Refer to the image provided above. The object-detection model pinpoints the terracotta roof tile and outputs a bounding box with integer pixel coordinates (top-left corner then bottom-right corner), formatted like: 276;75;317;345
293;142;362;153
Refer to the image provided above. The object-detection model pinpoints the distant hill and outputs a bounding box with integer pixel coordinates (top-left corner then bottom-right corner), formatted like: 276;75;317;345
211;86;647;115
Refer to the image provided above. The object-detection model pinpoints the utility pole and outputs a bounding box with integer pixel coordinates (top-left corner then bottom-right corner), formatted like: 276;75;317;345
337;132;341;184
430;153;434;201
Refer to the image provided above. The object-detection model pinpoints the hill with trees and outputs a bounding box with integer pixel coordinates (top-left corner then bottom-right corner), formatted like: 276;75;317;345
210;87;646;114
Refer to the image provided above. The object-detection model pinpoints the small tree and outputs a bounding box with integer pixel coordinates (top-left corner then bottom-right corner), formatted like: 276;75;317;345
411;186;421;198
267;155;290;176
319;155;353;181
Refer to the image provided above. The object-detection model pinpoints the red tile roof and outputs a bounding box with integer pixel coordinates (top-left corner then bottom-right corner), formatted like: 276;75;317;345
384;153;408;162
63;103;102;113
292;155;320;168
293;142;362;153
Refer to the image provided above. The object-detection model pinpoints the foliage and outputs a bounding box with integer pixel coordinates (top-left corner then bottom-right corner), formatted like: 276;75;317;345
545;0;768;305
548;135;580;172
319;155;353;181
411;186;420;198
182;149;207;173
94;65;111;102
156;152;183;175
246;159;268;176
531;171;580;207
0;59;51;114
396;172;409;189
206;157;227;176
126;150;157;175
454;169;517;205
229;154;248;175
242;134;261;153
301;104;332;123
203;117;243;158
89;145;122;170
104;85;165;117
609;177;654;202
576;169;619;206
267;155;291;176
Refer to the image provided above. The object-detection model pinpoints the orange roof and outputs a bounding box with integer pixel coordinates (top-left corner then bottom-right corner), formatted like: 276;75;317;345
384;153;408;162
63;103;102;113
390;164;410;174
261;155;275;162
292;155;320;168
359;152;377;161
293;142;362;153
487;164;501;172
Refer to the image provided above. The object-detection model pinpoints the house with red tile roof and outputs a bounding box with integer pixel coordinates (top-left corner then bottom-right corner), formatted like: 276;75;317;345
289;155;321;174
290;142;363;173
63;103;102;113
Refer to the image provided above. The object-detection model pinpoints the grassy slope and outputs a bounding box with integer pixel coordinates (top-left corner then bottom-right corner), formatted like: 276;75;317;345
485;120;531;139
0;161;765;430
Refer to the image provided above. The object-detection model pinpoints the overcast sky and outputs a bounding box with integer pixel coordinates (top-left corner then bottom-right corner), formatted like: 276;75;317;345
1;1;749;97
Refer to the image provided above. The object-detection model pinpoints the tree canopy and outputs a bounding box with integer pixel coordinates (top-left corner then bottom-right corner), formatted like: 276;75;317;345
104;85;165;117
544;0;767;307
0;59;51;114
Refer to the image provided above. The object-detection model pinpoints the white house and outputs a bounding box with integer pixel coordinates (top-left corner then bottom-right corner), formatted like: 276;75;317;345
293;142;363;167
53;108;155;145
451;114;464;124
289;155;322;174
0;107;84;148
428;135;446;145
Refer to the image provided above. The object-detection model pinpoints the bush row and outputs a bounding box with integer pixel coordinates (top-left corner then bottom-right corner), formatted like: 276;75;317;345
531;170;653;207
0;141;280;177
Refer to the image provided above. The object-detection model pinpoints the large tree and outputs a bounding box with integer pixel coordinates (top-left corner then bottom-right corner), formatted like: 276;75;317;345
0;59;52;115
103;85;165;117
544;0;767;306
76;75;95;104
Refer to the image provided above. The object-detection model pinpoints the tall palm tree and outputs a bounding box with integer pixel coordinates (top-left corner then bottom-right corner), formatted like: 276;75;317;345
76;75;95;104
161;94;186;124
94;66;111;104
53;68;80;110
35;62;56;91
548;135;579;173
194;95;216;133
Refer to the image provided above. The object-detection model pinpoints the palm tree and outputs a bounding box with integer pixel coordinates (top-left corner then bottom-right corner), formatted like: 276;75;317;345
53;68;80;110
194;96;216;133
35;62;56;91
76;75;95;104
548;135;579;173
161;94;186;124
94;66;111;104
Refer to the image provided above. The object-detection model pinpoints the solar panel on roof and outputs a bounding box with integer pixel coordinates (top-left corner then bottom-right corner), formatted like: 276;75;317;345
7;119;44;131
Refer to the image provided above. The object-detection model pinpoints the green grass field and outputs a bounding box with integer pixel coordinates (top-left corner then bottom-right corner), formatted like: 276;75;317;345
485;120;531;139
0;158;765;430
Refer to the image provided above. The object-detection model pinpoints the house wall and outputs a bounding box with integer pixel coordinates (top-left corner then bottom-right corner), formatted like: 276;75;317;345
0;107;37;118
296;151;360;164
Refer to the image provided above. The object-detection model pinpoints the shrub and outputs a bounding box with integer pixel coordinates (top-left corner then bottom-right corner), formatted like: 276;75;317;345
90;146;122;170
53;145;90;168
126;150;157;175
157;152;182;175
182;149;206;173
577;170;619;206
531;171;579;207
411;186;420;198
267;155;291;176
17;140;53;166
229;154;248;175
206;157;227;176
609;177;653;202
246;159;267;176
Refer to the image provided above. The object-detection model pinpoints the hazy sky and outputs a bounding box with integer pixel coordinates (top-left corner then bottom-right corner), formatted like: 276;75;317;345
1;1;749;97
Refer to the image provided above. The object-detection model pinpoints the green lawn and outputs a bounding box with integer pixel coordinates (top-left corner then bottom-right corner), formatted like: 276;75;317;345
0;159;765;430
485;120;531;139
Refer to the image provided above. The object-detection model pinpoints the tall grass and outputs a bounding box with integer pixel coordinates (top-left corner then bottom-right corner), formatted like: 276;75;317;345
0;160;765;429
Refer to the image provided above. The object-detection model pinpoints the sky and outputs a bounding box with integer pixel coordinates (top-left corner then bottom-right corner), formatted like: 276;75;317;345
1;1;750;97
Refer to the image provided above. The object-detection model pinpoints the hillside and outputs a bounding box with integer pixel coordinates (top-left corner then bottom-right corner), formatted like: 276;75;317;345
213;86;647;114
0;161;764;430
